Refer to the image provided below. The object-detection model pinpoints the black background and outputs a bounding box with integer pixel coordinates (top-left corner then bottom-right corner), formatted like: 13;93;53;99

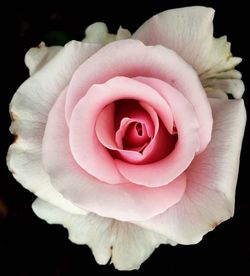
1;1;249;275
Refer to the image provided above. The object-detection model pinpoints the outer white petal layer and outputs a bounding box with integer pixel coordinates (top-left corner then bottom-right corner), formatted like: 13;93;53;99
133;6;244;98
83;22;131;44
32;199;174;271
133;99;246;244
25;42;62;75
7;40;101;215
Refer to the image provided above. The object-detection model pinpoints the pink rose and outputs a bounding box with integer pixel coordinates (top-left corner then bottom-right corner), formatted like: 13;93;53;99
7;6;246;270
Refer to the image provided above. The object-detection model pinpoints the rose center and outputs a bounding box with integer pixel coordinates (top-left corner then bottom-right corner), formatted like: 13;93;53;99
136;123;143;136
122;121;150;151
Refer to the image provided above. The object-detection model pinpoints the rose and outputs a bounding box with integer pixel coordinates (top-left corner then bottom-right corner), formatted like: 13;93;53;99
7;6;246;270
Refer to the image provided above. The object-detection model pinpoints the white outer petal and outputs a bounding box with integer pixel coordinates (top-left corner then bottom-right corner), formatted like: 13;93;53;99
7;40;102;215
32;199;175;271
82;22;131;44
25;42;62;75
203;78;245;99
83;22;116;44
116;26;131;40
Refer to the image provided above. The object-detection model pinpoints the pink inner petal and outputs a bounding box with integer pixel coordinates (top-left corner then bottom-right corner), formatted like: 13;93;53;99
69;76;175;184
96;114;145;163
43;90;187;221
95;103;116;149
114;100;155;137
123;122;149;149
115;117;136;148
96;110;149;158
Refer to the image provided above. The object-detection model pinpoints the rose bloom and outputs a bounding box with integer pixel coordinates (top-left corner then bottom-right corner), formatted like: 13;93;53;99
7;6;246;270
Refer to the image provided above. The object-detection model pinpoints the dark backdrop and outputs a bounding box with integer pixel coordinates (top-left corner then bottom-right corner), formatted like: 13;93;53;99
1;1;249;275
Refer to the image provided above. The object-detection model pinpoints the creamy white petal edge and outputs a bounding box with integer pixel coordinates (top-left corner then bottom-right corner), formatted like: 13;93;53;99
82;22;131;44
132;6;244;99
24;42;62;75
32;198;175;270
7;40;102;215
132;99;246;244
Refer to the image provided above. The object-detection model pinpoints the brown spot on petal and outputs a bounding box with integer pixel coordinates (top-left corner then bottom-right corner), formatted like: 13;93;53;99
13;134;18;144
10;110;18;122
209;221;221;230
9;110;19;144
9;168;15;176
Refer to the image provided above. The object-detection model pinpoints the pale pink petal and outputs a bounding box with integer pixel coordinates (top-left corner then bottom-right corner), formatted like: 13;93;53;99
133;99;246;244
43;91;186;221
115;77;200;187
32;199;174;271
95;103;117;148
69;76;176;184
65;39;212;152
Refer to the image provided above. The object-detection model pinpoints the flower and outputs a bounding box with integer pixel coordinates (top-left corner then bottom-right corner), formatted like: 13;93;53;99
7;6;246;270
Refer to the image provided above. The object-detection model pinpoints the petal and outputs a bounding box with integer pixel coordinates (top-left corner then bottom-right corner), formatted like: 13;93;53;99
133;99;246;244
65;39;212;151
43;91;186;221
203;78;245;99
82;22;116;44
7;41;101;215
204;87;229;100
25;42;62;75
201;70;245;99
32;199;174;271
116;26;131;40
83;22;131;44
133;6;242;79
69;77;175;184
95;103;117;148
